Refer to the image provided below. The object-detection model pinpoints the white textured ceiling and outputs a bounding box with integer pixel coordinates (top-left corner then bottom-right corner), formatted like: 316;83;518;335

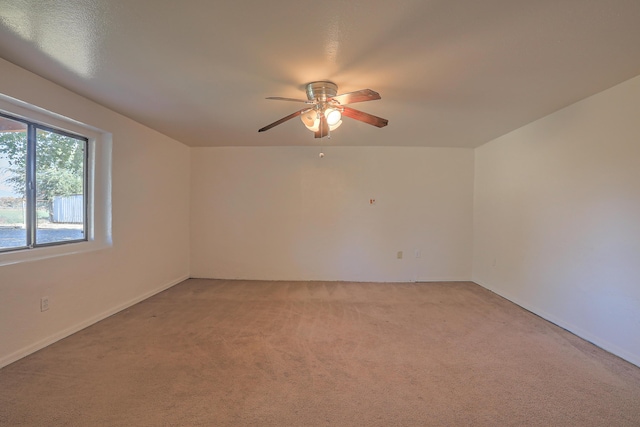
1;0;639;147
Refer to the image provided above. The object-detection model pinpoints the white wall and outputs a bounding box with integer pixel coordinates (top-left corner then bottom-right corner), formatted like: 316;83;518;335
473;75;640;366
0;59;190;367
191;146;474;282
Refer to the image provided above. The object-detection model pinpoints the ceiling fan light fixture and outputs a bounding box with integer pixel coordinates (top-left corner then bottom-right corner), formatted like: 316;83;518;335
301;107;342;133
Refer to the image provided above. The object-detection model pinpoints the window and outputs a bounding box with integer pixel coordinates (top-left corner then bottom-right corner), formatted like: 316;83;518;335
0;112;88;252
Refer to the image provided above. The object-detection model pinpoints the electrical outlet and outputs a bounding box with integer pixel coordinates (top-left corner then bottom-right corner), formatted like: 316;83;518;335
41;296;49;312
397;251;403;259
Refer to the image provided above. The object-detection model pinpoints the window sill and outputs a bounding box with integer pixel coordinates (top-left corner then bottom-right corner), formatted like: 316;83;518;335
0;238;112;267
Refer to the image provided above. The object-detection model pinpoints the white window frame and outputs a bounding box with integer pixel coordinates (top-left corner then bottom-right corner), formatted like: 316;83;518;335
0;94;112;267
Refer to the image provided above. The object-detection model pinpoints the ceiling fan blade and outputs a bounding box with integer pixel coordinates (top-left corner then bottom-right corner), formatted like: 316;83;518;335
341;106;388;128
266;96;311;103
314;115;329;138
258;108;311;132
330;89;381;105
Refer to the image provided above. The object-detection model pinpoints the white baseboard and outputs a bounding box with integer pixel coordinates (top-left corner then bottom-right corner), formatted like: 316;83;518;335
190;276;472;283
415;277;471;283
0;275;189;369
473;279;640;369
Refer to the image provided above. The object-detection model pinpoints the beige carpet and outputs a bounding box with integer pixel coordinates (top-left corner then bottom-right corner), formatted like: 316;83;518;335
1;279;639;426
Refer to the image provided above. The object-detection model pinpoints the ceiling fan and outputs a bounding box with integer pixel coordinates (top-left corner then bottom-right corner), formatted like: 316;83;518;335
258;81;388;138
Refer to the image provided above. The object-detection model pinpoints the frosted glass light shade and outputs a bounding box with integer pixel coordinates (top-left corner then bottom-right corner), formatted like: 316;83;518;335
325;108;342;126
301;110;320;131
329;120;342;131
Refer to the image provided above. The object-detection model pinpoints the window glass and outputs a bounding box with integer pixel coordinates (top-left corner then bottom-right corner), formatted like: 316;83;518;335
35;128;86;245
0;116;28;250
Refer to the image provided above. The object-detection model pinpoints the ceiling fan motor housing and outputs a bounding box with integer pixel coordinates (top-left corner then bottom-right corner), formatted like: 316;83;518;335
306;81;338;102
